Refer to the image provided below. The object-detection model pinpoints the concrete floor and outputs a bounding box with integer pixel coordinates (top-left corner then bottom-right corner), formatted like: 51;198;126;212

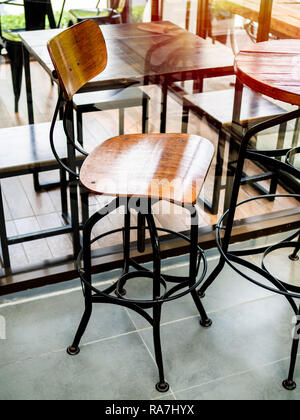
0;235;299;400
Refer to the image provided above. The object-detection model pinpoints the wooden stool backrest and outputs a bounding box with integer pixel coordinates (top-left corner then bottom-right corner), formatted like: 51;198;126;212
47;20;107;100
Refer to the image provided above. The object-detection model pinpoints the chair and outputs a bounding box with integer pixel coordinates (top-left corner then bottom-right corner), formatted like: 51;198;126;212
0;0;57;113
68;0;125;27
47;20;215;391
182;88;288;214
198;106;300;390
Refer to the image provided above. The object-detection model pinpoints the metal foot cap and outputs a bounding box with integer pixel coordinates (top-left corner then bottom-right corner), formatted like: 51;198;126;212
200;318;212;328
156;381;170;393
289;254;299;262
282;379;296;391
67;346;80;356
198;290;205;298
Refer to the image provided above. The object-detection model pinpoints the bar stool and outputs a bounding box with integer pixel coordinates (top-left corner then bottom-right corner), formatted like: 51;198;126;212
198;107;300;390
47;20;215;391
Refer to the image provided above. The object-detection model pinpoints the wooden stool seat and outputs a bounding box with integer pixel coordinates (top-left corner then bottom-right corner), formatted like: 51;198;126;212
183;87;287;129
80;133;214;205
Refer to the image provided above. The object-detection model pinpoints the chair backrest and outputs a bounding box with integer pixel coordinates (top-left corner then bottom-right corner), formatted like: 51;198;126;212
47;20;107;100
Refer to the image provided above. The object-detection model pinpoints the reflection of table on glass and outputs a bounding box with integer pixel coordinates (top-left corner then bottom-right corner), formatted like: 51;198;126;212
215;0;300;38
20;20;234;131
200;39;300;392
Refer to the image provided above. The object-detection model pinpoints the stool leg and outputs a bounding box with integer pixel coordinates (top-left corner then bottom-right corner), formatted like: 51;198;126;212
146;211;169;392
210;129;226;215
0;182;11;269
292;117;300;148
119;108;125;135
268;122;287;200
67;207;94;356
289;234;300;262
80;187;89;227
67;198;120;355
153;302;169;392
142;97;149;134
76;110;83;146
181;104;189;134
199;129;248;297
189;207;212;327
160;78;168;133
67;294;92;356
137;212;146;254
283;307;300;390
6;41;23;113
116;208;130;296
60;167;69;223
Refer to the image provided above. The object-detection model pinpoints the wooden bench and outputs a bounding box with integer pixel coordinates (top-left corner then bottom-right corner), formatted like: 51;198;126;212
0;121;97;270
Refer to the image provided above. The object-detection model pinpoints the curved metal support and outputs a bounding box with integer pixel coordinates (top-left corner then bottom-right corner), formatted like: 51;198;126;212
69;197;210;392
202;106;300;390
50;91;78;178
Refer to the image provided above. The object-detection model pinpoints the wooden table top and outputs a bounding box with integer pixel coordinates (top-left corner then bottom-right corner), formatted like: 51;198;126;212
19;21;234;90
235;39;300;106
215;0;300;38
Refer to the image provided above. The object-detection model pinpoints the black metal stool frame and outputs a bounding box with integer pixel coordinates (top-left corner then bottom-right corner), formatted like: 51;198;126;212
198;105;300;391
66;196;212;392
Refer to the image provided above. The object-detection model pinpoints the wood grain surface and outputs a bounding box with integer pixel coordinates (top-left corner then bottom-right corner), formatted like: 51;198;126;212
80;133;214;205
47;20;108;99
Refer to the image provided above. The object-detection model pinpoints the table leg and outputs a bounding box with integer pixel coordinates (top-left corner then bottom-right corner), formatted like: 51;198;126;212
22;46;34;125
193;75;204;94
160;77;168;133
0;181;11;269
224;79;244;212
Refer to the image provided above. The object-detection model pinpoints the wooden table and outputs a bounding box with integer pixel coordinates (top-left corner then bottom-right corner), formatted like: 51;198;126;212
20;20;234;132
215;0;300;39
235;39;300;105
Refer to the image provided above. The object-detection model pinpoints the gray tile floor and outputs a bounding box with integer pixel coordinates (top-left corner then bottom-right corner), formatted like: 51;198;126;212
0;240;299;400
